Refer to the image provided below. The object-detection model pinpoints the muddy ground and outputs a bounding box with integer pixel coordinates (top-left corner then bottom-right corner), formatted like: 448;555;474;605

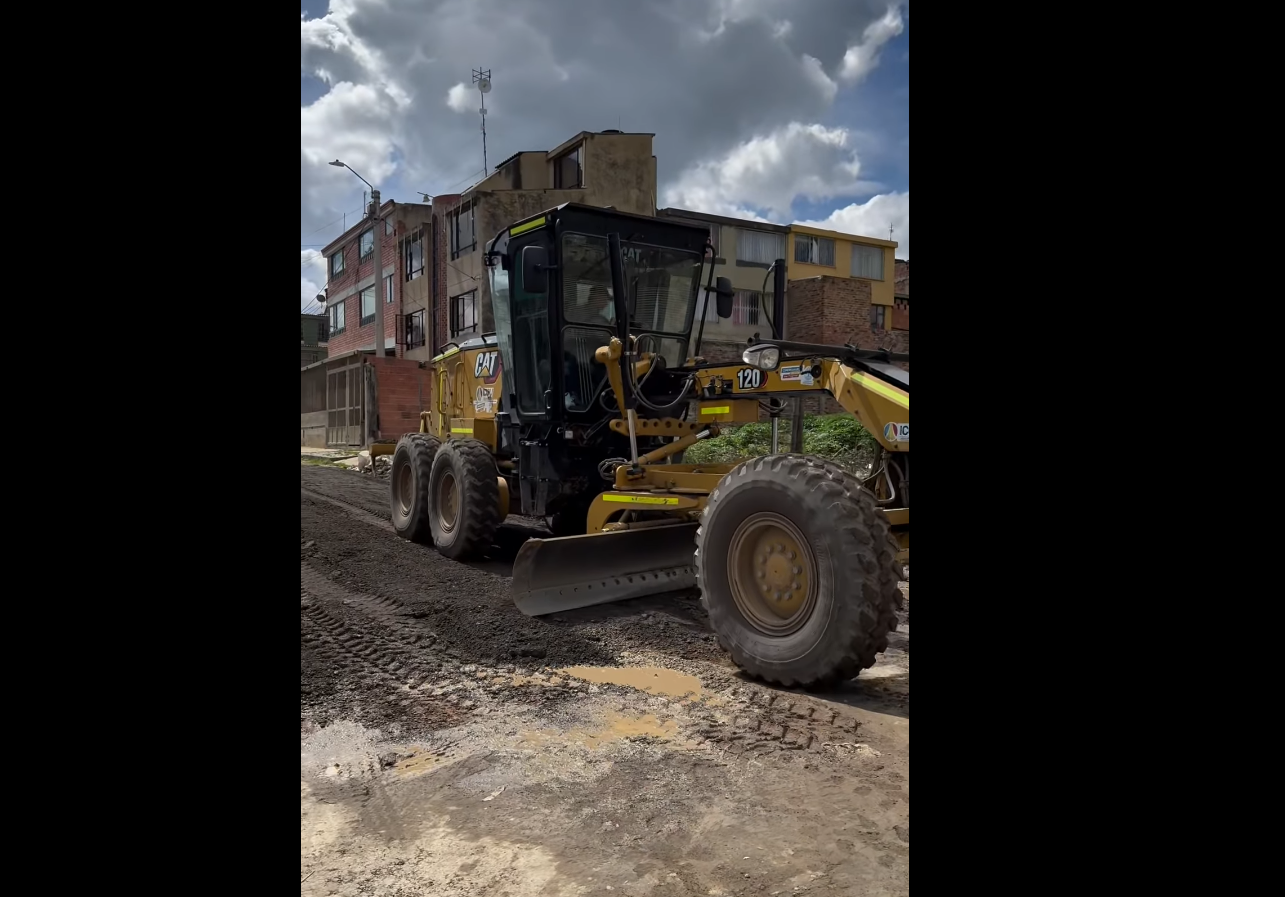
301;464;909;896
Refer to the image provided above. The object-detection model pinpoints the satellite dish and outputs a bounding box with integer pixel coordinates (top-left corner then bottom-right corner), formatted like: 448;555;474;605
478;77;491;94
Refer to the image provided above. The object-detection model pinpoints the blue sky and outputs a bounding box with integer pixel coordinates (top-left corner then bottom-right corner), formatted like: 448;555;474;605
301;1;910;307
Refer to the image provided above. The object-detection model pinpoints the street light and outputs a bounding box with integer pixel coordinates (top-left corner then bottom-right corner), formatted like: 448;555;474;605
330;157;387;446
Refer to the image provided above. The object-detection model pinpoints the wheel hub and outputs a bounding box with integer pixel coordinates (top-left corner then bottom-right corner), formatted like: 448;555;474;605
436;471;459;534
728;512;817;636
397;464;415;515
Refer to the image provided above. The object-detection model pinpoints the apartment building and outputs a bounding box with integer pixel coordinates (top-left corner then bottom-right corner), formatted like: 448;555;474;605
407;129;659;363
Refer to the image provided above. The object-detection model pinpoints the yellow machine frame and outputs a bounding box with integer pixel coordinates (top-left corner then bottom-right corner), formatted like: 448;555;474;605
417;334;908;564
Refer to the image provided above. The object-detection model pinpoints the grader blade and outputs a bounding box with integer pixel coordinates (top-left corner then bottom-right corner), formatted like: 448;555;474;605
512;523;700;616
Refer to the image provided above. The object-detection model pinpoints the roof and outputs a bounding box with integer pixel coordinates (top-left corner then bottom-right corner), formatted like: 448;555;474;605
492;150;543;171
788;221;898;249
547;130;655;158
657;207;788;233
321;199;397;255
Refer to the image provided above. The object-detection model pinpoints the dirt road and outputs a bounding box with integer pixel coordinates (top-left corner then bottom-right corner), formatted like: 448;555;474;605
301;464;909;896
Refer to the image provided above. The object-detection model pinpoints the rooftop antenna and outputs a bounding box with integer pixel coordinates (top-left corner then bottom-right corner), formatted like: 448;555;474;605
889;224;894;241
473;68;491;173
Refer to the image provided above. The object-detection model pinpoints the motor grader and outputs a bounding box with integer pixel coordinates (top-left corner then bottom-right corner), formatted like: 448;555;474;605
389;203;908;689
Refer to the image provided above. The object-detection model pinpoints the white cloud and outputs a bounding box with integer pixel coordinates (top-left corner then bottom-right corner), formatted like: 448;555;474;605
664;123;880;221
839;5;904;83
299;0;904;242
802;191;910;257
445;82;471;113
301;250;327;312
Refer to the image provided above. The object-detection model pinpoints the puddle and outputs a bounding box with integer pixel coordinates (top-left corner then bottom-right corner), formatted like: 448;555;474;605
559;665;703;699
519;712;680;750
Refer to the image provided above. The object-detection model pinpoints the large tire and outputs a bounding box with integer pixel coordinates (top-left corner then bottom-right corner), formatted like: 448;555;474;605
695;453;902;689
428;438;502;560
389;433;441;544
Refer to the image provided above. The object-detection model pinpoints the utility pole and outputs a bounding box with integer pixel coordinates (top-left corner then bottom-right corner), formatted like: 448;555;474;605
473;68;492;174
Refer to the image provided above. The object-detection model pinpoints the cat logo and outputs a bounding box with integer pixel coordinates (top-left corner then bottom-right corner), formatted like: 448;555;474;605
474;350;500;383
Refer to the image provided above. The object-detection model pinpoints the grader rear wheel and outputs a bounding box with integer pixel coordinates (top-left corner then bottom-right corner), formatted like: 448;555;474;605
389;434;441;545
695;453;901;689
427;439;502;561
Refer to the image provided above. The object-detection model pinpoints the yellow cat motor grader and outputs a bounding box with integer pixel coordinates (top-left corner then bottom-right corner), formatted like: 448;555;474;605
389;203;908;688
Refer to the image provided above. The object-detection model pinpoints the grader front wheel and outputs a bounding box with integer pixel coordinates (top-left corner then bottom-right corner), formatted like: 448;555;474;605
427;439;502;560
695;454;901;689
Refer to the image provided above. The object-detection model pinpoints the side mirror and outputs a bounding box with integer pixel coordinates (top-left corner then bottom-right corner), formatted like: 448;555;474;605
520;246;549;294
715;276;735;319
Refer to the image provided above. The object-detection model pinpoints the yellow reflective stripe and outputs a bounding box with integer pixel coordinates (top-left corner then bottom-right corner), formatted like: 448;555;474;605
510;216;546;236
431;346;461;362
602;494;680;505
700;406;730;415
451;427;473;434
850;373;909;410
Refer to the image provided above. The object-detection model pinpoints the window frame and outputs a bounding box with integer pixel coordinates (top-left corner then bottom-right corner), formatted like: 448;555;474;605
851;243;885;281
359;228;374;259
552;144;584;189
870;304;887;329
405;309;427;350
404;228;424;281
360;286;376;326
449;201;476;260
330;300;347;335
794;235;836;267
735;228;786;266
329;250;345;279
450;289;479;339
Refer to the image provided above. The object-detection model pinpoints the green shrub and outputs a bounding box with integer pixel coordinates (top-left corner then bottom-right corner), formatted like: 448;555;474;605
683;413;877;474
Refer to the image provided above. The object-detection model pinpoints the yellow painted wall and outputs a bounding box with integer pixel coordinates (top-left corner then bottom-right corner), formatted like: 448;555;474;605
786;225;898;307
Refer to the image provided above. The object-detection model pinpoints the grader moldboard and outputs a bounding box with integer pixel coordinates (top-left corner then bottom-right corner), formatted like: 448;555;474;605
389;203;908;689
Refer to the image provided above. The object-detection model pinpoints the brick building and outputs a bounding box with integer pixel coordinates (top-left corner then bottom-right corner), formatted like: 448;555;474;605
320;201;433;358
404;129;659;364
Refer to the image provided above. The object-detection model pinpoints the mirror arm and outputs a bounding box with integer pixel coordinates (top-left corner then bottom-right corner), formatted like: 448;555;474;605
693;245;718;358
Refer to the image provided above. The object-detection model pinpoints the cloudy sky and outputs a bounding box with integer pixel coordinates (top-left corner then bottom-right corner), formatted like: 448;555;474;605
301;0;910;311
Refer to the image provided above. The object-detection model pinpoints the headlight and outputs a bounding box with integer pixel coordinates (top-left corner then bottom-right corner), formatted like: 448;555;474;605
742;345;781;371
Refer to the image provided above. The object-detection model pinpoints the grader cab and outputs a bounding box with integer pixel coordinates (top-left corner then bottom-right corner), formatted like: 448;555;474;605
390;203;908;688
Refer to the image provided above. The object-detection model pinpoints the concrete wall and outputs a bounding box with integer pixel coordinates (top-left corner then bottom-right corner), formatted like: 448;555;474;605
301;411;327;447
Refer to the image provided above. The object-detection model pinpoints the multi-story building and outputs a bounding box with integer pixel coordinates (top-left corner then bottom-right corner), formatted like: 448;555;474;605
656;208;791;362
408;130;659;363
320;200;434;358
300;312;329;367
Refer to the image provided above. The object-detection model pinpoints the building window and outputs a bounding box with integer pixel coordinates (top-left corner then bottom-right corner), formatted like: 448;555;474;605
707;226;720;257
385;216;394;236
870;304;887;330
731;290;762;326
386;274;395;305
553;145;583;189
359;228;374;259
329;250;345;279
451;290;478;339
794;235;835;267
404;228;424;281
406;309;427;350
360;286;376;325
449;201;475;260
852;244;884;280
736;229;786;265
330;301;346;335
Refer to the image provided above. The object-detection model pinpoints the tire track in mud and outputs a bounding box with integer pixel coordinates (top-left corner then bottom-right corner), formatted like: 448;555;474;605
301;486;393;532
